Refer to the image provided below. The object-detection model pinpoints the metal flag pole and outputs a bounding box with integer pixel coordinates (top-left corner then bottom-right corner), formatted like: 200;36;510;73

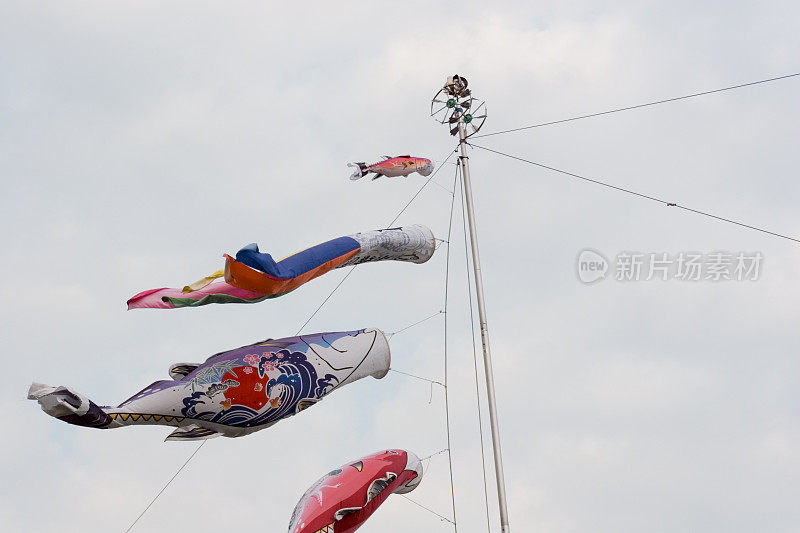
431;75;511;533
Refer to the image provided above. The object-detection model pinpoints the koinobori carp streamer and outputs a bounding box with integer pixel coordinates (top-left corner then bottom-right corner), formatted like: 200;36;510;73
29;329;390;441
288;449;423;533
348;155;434;181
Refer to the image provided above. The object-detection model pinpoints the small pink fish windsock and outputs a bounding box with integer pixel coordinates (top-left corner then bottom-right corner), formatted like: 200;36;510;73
348;155;434;181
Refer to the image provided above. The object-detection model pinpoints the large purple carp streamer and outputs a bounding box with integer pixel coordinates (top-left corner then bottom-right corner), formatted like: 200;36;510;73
28;329;390;441
127;225;435;310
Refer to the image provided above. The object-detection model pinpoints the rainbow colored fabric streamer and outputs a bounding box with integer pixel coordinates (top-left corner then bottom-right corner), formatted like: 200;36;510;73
127;225;435;310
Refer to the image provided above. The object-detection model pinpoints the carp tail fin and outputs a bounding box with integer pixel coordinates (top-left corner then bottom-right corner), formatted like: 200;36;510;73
348;162;367;181
27;383;112;429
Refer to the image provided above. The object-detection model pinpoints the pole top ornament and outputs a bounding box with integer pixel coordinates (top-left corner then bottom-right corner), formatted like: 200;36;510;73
431;74;487;137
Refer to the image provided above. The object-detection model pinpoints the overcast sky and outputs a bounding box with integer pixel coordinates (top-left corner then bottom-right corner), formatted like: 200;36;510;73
2;2;799;532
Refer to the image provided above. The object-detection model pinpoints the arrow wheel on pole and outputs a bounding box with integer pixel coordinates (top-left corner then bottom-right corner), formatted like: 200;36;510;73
431;74;488;137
